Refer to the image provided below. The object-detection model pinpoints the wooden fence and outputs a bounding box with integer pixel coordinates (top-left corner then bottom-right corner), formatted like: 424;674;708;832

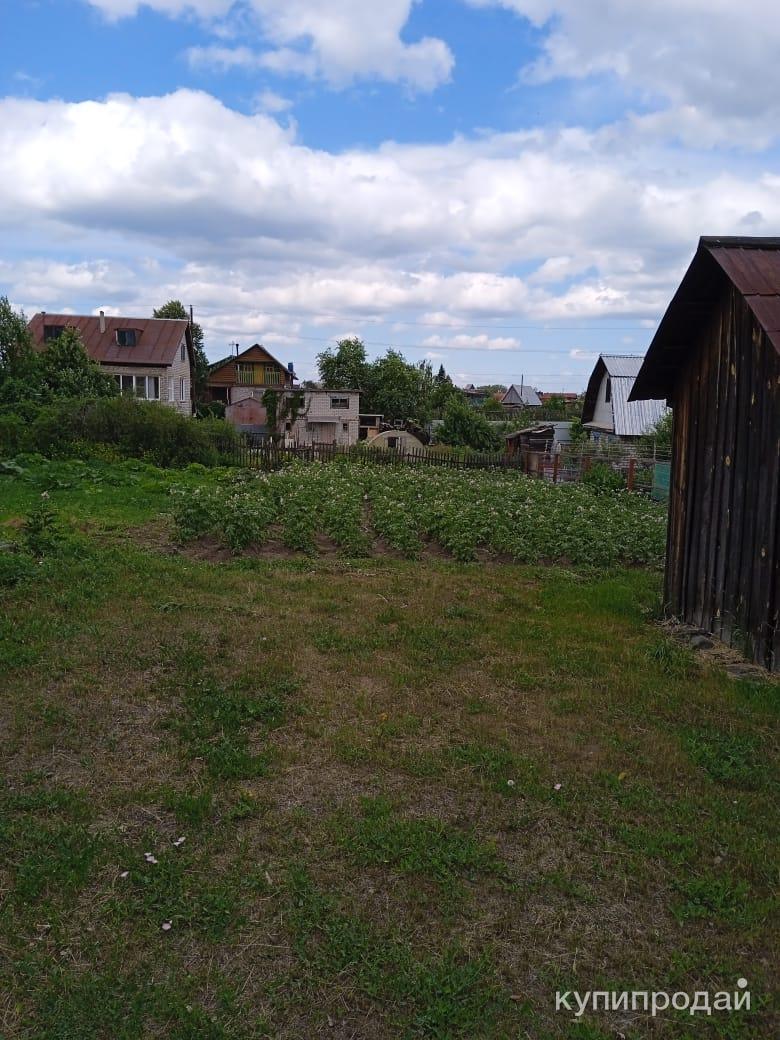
208;435;671;497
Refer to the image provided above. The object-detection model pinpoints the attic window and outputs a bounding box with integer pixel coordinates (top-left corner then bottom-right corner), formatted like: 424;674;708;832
43;324;66;342
116;329;137;347
605;377;612;403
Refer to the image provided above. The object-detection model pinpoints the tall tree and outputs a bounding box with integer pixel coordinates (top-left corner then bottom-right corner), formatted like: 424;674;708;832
153;300;209;401
317;337;370;392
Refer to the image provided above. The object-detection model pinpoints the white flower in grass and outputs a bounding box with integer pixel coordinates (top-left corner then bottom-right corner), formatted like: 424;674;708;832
173;836;186;847
506;779;515;787
553;783;562;791
161;921;172;931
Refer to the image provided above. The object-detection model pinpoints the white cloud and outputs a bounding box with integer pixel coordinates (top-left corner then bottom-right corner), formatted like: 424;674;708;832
423;333;521;351
1;89;779;354
569;348;599;360
254;89;294;113
471;0;780;146
89;0;453;91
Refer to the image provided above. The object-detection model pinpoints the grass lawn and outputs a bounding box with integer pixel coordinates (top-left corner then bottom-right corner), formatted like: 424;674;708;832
0;457;777;1039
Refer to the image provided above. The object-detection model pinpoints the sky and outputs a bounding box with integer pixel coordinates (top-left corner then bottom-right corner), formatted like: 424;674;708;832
1;1;778;390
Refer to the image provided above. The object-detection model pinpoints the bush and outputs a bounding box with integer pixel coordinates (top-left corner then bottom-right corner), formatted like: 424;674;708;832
0;398;239;468
437;399;503;452
581;461;625;493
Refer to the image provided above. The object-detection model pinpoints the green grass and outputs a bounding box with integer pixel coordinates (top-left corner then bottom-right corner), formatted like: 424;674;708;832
0;455;777;1039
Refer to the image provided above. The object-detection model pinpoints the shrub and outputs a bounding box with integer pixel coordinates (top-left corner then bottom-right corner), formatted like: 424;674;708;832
0;398;239;468
581;461;625;493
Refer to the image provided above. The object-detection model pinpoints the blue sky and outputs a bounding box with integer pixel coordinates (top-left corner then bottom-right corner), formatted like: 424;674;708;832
1;0;778;388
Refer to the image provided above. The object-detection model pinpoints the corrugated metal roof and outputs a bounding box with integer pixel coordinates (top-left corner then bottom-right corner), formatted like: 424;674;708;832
610;374;668;437
28;313;189;367
632;237;780;400
601;355;645;378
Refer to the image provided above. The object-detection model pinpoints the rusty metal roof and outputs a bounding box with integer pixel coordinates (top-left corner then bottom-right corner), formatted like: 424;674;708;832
28;313;190;367
631;237;780;401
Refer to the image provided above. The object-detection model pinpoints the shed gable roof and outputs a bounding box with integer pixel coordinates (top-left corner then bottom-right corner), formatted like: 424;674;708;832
582;355;667;436
501;383;541;407
28;313;190;367
631;237;780;401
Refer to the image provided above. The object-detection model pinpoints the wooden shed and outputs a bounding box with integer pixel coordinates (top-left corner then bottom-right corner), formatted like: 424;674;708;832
631;236;779;670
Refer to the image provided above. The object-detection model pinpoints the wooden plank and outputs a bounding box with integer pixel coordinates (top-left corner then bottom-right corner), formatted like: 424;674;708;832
680;330;704;623
724;291;754;651
748;330;779;666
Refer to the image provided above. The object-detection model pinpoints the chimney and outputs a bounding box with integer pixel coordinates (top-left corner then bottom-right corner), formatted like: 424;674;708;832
99;310;106;334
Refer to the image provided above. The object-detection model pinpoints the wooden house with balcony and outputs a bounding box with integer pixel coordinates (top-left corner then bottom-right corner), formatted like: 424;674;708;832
206;344;297;435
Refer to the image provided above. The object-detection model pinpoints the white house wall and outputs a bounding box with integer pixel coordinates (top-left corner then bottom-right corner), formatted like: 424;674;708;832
289;391;360;446
590;373;614;432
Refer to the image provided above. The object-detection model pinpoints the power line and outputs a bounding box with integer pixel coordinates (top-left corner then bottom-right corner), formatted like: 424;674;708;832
284;333;605;355
245;309;655;332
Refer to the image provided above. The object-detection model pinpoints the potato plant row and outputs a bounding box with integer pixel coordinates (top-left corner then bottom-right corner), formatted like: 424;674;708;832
170;460;667;565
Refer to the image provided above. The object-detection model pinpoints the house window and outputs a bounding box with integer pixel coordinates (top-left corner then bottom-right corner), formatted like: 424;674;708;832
180;342;185;362
264;366;281;385
179;377;186;401
331;397;349;409
387;436;398;449
43;324;66;342
116;329;137;347
342;423;349;432
116;374;159;400
605;378;612;403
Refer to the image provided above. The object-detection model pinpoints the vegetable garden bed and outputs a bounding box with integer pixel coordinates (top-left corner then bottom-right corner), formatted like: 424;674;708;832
170;460;667;566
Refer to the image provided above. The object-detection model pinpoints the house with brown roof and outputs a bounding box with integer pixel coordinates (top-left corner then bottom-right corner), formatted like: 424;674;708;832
28;311;194;415
206;344;297;435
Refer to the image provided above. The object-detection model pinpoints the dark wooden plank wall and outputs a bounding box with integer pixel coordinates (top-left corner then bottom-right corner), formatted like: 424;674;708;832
665;285;779;669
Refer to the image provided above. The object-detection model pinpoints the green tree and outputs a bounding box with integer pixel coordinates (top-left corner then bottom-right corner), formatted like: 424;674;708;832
153;300;209;402
481;396;505;419
638;411;673;454
437;397;503;452
568;416;588;446
0;297;39;403
317;337;370;392
38;328;118;399
370;350;425;421
430;363;463;417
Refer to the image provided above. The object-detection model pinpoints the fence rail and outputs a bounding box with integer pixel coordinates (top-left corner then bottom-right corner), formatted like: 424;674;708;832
209;434;671;498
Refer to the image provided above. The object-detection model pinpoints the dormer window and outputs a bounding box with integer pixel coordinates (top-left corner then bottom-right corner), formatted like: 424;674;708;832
116;329;137;347
43;324;66;342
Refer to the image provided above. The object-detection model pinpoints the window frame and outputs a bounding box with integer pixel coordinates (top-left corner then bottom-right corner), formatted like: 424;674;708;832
330;396;350;410
116;328;137;347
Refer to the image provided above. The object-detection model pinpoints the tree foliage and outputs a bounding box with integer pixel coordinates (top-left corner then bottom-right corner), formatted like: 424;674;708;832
638;411;673;454
437;397;503;452
317;337;370;392
153;300;209;402
316;338;462;422
0;299;117;405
